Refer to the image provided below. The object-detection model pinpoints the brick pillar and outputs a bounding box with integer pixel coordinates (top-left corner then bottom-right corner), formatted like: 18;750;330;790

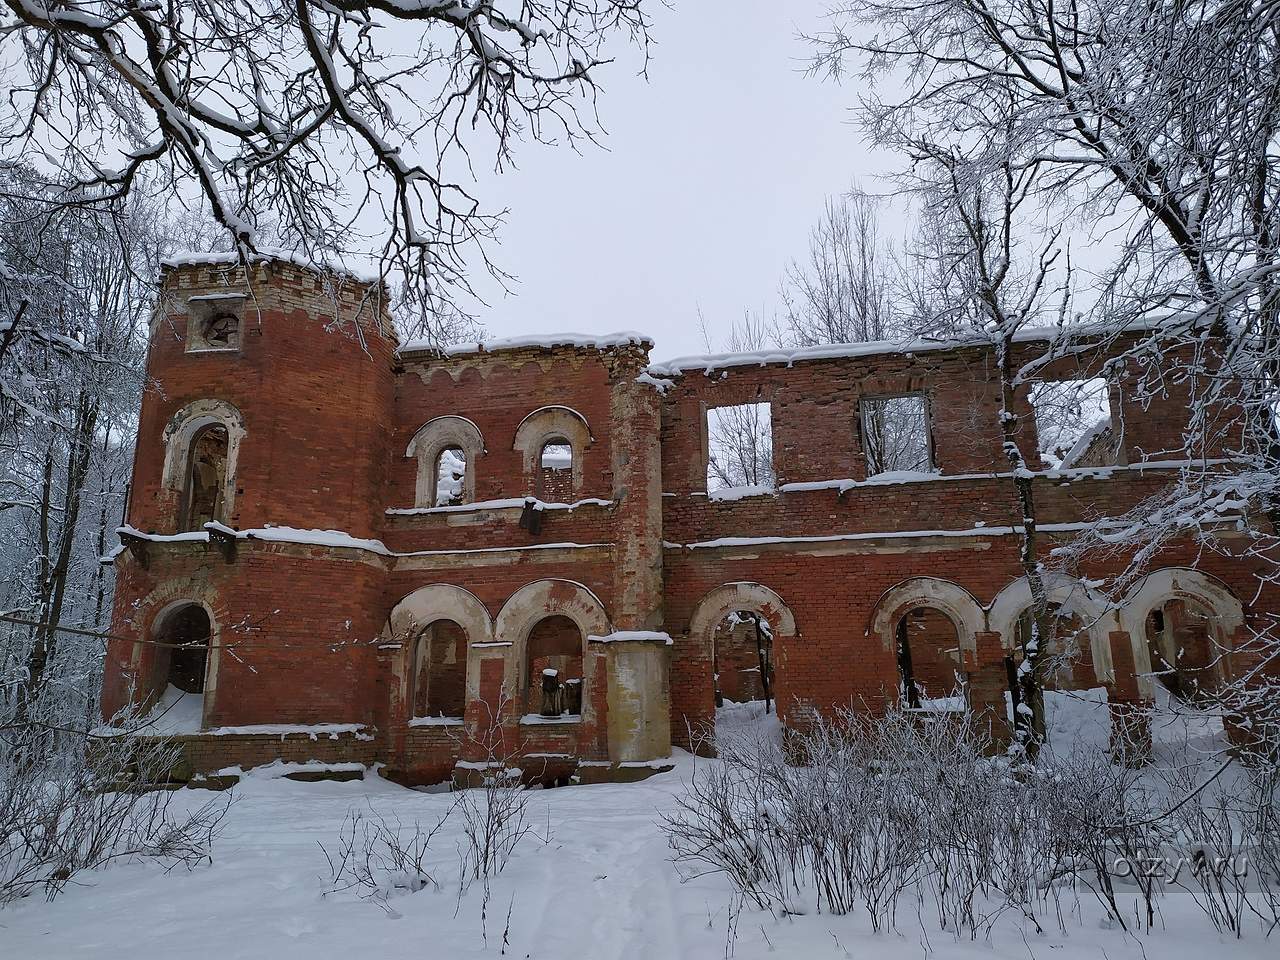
968;630;1011;752
607;347;664;632
1107;630;1152;765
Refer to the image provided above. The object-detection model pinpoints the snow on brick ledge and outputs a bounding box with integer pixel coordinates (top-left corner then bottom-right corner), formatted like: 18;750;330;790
161;247;379;284
587;630;673;645
397;331;654;358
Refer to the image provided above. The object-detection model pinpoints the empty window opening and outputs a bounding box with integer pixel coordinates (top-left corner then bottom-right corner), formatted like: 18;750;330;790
409;619;467;719
182;423;229;531
895;608;963;710
147;603;211;734
712;611;773;722
1031;378;1115;468
1014;606;1091;690
538;439;574;501
862;394;934;478
526;615;583;718
706;402;774;492
434;446;467;507
1145;599;1219;700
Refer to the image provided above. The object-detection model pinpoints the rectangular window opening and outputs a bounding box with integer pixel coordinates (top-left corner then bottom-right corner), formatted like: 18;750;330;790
861;394;935;477
706;402;775;493
1030;378;1115;469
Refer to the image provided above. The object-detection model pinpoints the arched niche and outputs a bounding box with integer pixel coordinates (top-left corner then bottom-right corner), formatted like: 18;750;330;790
160;399;245;531
405;415;485;507
513;406;592;498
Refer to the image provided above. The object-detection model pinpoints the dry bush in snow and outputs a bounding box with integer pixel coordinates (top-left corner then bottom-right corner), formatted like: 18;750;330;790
0;728;230;905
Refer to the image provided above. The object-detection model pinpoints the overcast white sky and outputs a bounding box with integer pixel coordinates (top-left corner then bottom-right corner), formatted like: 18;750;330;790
466;1;896;360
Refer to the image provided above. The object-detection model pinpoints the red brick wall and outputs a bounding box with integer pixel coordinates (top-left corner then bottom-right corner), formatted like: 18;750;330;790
104;258;1277;777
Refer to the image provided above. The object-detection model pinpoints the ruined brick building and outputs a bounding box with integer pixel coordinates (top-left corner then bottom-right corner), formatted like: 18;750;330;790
100;254;1277;784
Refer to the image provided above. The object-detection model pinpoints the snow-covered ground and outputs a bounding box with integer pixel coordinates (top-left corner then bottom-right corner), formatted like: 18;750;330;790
0;696;1271;960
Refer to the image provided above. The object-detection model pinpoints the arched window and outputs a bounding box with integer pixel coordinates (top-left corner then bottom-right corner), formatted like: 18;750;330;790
182;423;229;530
434;446;467;507
538;439;573;500
1145;599;1219;699
513;406;591;499
409;619;468;719
405;416;483;508
526;615;584;718
161;399;245;533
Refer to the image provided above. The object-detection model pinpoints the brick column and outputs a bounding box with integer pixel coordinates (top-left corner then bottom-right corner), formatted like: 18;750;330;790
1107;630;1152;765
968;631;1011;752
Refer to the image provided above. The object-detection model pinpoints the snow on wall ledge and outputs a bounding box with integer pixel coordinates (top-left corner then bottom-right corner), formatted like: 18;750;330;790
397;331;654;358
646;319;1171;377
161;247;380;285
587;630;673;645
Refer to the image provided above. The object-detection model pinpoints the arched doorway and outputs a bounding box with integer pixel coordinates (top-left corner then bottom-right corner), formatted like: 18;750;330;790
525;615;584;718
148;603;211;731
1145;598;1220;699
408;619;468;719
894;607;964;709
1014;606;1093;690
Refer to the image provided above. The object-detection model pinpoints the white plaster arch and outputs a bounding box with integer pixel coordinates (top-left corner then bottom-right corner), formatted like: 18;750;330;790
987;574;1120;684
405;415;485;507
160;398;245;526
688;582;798;641
494;579;611;712
148;598;220;730
1119;568;1243;695
867;577;986;655
381;583;493;707
1119;567;1244;639
513;405;593;496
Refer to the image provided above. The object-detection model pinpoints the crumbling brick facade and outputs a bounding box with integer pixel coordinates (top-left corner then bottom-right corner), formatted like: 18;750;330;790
101;255;1278;784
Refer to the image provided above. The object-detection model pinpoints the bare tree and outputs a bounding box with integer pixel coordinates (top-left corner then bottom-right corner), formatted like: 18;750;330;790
700;311;777;491
809;0;1280;757
0;1;654;334
779;191;899;346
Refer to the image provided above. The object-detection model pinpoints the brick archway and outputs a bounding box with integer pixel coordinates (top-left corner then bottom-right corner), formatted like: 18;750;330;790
494;579;610;720
1119;567;1244;695
382;583;493;714
867;577;985;656
987;575;1119;684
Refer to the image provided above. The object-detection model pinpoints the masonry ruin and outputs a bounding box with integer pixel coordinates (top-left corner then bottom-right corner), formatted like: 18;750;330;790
99;253;1278;785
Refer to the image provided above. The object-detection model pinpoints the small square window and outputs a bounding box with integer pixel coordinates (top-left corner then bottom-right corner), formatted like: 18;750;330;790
1030;378;1115;468
861;394;934;477
706;402;774;492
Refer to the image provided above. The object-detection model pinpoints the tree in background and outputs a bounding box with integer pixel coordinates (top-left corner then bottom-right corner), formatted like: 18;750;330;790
810;0;1280;756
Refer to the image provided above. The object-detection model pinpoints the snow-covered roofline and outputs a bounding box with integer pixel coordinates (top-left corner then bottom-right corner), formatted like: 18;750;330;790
397;331;654;359
161;248;381;286
647;321;1166;378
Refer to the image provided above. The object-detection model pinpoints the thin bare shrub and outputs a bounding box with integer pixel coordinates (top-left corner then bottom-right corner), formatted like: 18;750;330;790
320;803;454;910
0;727;230;905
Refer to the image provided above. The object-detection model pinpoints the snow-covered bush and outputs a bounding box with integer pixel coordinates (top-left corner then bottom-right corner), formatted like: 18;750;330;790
667;704;1280;940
